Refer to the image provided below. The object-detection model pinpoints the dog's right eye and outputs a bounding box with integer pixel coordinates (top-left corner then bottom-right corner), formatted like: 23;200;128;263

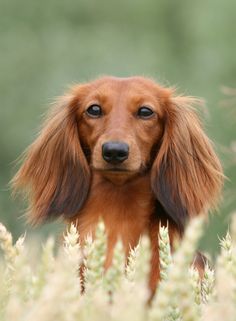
86;105;102;118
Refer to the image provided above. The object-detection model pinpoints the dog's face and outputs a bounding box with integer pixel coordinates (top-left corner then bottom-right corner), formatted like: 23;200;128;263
13;76;223;229
75;77;167;181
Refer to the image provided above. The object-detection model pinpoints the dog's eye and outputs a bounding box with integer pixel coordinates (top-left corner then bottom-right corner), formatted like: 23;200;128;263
86;105;102;118
137;106;154;119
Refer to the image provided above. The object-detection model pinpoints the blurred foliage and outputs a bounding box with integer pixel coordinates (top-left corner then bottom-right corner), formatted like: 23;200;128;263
0;0;235;253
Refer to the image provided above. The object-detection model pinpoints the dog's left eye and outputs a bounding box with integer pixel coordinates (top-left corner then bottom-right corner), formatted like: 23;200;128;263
137;106;154;119
86;105;102;118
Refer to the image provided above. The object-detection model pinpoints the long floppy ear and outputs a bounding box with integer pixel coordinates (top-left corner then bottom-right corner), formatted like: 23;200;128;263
12;90;90;224
151;94;224;233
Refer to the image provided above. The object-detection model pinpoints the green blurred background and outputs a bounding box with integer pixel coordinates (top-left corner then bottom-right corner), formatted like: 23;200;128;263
0;0;235;254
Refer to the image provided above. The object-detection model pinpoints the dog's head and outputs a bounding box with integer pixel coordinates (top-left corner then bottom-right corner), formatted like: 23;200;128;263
77;77;166;179
13;76;223;229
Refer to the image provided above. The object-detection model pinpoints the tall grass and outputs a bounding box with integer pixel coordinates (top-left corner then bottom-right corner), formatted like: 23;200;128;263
0;215;236;321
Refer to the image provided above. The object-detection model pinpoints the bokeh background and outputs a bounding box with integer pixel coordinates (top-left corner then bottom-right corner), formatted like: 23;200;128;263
0;0;235;254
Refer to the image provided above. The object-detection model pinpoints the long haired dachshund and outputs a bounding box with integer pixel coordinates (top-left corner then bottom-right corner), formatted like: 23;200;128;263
13;76;223;293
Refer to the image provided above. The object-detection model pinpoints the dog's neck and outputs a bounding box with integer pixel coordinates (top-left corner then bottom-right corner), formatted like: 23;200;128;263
71;171;155;265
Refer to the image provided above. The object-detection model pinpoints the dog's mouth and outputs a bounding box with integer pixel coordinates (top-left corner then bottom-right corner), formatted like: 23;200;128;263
92;165;140;185
91;163;148;176
92;166;134;173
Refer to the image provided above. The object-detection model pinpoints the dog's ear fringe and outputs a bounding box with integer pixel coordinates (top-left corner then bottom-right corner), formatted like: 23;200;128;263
151;94;224;232
12;91;91;225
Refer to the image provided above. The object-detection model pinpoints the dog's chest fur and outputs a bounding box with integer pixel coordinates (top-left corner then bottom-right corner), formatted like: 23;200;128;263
71;172;155;267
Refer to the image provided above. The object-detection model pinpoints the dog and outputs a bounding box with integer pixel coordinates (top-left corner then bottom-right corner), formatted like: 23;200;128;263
13;76;223;293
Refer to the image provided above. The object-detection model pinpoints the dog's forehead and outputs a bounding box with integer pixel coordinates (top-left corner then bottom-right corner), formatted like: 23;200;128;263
75;76;171;110
89;76;158;93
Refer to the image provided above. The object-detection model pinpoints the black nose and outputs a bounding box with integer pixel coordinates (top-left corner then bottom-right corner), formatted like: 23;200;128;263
102;141;129;164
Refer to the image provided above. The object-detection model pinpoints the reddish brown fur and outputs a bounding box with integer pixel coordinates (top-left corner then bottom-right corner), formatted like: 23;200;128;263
12;76;223;293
